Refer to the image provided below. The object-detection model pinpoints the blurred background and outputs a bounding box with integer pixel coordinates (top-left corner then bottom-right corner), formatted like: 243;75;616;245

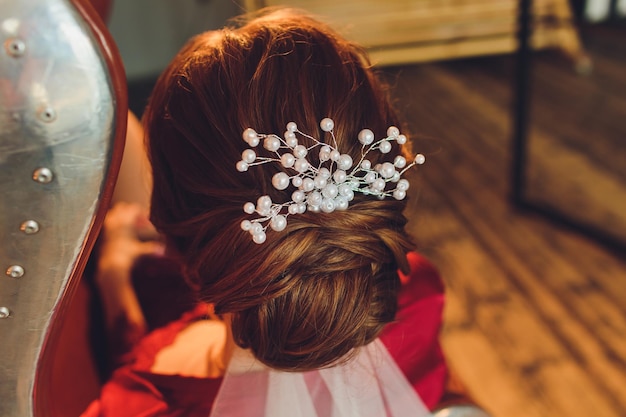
105;1;626;416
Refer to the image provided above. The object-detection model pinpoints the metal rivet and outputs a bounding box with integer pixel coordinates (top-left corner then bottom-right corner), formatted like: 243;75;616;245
6;265;24;279
33;167;53;184
4;37;25;57
0;307;11;319
38;106;56;123
20;220;40;234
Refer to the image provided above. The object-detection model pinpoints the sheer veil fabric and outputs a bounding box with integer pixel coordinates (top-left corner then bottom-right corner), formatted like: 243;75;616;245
210;339;432;417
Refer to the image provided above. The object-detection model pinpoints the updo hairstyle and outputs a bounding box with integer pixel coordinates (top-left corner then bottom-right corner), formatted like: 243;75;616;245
144;9;416;371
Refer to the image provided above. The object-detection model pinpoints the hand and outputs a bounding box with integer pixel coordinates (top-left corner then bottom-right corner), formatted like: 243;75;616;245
97;202;163;277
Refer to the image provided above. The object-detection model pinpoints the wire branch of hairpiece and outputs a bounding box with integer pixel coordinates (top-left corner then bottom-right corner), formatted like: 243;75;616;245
236;118;425;244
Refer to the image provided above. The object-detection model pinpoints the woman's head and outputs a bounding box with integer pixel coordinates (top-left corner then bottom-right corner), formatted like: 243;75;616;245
144;9;415;371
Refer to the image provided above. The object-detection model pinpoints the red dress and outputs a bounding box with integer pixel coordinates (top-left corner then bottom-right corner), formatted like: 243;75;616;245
82;252;447;416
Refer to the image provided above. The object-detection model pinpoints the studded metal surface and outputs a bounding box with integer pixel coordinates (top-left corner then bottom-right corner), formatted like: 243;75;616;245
0;1;118;415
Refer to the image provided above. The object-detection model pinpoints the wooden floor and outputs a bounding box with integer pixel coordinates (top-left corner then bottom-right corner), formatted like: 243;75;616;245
382;23;626;417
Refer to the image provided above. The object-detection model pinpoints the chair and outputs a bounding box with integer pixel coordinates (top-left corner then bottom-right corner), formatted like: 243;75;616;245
0;0;127;416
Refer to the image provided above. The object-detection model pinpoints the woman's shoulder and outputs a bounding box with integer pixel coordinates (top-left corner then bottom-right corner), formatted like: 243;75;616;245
80;304;223;417
129;303;211;370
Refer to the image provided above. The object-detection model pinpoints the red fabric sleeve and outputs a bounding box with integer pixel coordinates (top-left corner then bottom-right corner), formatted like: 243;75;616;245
81;368;220;417
380;252;448;410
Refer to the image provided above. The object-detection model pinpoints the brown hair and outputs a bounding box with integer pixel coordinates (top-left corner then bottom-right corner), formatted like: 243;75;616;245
144;8;415;371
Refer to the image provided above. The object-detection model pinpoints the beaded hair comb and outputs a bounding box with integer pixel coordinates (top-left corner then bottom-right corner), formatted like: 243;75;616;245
236;118;424;244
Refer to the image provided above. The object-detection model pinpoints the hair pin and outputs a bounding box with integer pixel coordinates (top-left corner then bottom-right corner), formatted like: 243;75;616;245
236;118;424;244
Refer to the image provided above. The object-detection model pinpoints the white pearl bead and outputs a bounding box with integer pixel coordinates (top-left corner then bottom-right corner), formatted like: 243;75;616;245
391;172;401;182
322;183;339;199
318;167;331;179
281;153;295;168
288;204;299;215
302;178;315;191
415;154;426;165
338;154;353;170
397;179;410;191
330;150;340;161
257;196;272;211
243;202;256;214
319;146;332;162
365;172;376;184
242;149;256;163
380;162;396;179
294;158;309;173
292;190;305;203
236;161;249;172
335;196;349;210
286;122;298;132
284;130;296;141
297;203;307;213
361;160;372;170
251;223;263;234
387;126;400;137
292;176;303;187
264;136;281;152
307;191;322;207
253;231;266;244
294;145;307;159
243;128;258;144
338;183;352;196
394;155;407;168
379;140;392;154
314;176;327;189
272;172;290;190
286;136;298;148
333;169;347;183
393;189;406;200
320;118;334;132
372;178;386;191
270;215;287;231
307;204;320;213
358;129;374;145
240;220;252;231
320;198;336;213
397;134;407;145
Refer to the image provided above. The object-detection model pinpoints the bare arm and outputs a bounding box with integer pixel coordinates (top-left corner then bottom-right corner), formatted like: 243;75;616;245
111;111;152;210
95;202;163;359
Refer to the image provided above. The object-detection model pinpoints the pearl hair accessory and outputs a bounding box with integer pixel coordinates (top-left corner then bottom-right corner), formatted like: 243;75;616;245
236;118;425;244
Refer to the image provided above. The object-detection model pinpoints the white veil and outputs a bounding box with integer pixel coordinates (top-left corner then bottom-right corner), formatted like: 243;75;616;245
210;338;433;417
